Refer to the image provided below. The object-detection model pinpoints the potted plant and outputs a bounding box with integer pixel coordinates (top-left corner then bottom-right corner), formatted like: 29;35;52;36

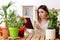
7;11;19;38
18;17;26;37
46;8;59;39
0;2;12;38
7;11;26;38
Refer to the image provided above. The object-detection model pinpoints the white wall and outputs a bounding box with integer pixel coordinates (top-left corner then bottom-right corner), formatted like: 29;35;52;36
0;0;60;16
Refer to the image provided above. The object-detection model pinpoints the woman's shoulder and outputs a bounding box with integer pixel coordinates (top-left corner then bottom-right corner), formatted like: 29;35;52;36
34;20;49;26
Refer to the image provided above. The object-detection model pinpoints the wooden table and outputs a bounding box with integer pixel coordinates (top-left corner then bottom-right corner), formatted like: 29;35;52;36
0;34;60;40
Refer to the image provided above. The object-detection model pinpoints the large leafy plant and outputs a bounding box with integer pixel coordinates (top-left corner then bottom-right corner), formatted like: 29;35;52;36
6;12;24;28
47;8;59;29
0;2;24;28
0;1;12;26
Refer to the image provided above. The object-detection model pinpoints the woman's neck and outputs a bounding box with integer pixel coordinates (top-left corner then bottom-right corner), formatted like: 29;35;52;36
41;18;47;23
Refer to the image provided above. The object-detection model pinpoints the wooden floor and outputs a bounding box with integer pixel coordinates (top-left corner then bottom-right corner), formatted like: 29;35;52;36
0;34;60;40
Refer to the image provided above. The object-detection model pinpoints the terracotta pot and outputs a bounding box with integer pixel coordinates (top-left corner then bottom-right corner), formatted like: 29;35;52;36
2;27;9;38
0;27;2;36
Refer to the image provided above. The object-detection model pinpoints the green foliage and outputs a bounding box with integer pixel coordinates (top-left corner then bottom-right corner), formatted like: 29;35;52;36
6;11;24;28
0;2;24;28
46;8;59;29
2;1;13;18
0;2;13;26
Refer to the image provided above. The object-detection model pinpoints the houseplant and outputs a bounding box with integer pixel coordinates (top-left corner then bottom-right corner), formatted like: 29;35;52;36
7;11;25;38
18;17;26;37
0;2;12;38
47;8;59;29
7;11;19;38
8;14;25;38
46;8;59;39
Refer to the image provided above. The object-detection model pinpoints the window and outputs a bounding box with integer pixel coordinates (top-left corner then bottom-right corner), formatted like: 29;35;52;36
22;6;33;21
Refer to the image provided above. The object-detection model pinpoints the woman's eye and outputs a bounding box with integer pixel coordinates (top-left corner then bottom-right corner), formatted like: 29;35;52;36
39;11;44;13
41;11;44;13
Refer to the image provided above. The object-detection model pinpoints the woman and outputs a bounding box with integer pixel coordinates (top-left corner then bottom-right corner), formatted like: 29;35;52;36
34;5;49;35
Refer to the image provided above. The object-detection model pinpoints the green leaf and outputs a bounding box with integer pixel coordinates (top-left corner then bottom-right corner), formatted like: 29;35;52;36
48;8;59;29
7;1;13;9
8;11;15;18
2;1;13;18
0;21;3;24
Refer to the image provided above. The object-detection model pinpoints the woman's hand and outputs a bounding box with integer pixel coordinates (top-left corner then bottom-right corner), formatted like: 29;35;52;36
34;23;41;30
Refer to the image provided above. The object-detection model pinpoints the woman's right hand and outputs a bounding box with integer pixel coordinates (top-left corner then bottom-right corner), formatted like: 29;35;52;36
34;23;41;30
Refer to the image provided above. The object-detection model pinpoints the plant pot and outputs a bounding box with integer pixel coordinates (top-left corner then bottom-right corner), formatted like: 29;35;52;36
2;27;9;38
0;27;2;36
46;29;56;40
56;28;59;38
18;27;26;37
8;27;18;38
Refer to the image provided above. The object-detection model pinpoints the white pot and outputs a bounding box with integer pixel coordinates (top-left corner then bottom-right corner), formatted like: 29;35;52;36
46;29;56;39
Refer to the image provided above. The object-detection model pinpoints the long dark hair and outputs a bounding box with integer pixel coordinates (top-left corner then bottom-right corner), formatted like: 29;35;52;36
37;5;49;23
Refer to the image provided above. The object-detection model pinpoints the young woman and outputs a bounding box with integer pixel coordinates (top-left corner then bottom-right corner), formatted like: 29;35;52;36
34;5;49;35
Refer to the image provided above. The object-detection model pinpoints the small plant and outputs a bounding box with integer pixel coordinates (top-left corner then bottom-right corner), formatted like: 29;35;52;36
0;2;24;28
47;8;59;29
7;13;24;28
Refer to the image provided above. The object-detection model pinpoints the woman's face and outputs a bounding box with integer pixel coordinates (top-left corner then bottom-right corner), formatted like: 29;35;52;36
38;9;47;19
